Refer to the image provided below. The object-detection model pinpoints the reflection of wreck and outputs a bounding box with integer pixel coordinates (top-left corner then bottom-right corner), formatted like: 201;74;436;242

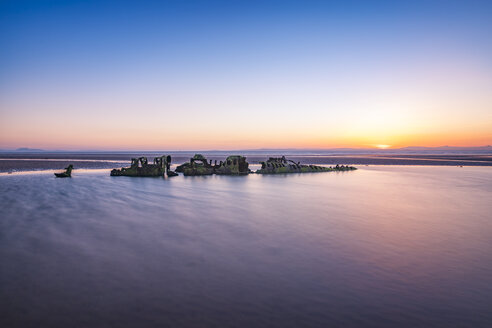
55;164;73;178
177;154;250;176
110;156;177;177
256;156;356;174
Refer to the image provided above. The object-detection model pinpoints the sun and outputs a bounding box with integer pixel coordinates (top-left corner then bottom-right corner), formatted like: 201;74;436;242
375;144;391;149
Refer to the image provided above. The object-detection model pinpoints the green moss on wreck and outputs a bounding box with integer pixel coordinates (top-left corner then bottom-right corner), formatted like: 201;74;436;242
182;154;214;176
182;154;250;176
54;164;73;178
215;155;250;175
256;156;356;174
111;154;355;178
110;155;177;177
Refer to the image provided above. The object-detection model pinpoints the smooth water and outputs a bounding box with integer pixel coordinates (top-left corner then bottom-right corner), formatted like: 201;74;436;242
1;166;491;327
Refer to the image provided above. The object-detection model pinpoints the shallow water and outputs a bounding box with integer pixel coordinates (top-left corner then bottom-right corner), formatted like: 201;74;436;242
1;153;492;172
1;166;491;327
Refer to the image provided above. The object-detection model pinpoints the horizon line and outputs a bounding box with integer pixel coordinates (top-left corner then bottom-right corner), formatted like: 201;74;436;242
2;145;492;153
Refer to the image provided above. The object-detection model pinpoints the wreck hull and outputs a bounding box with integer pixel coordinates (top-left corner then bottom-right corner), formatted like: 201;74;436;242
181;154;250;176
110;167;164;177
256;165;332;174
215;155;250;175
54;173;71;178
256;156;357;174
175;163;190;173
110;156;176;177
54;164;73;178
215;171;250;175
182;154;214;176
182;167;214;176
256;166;357;174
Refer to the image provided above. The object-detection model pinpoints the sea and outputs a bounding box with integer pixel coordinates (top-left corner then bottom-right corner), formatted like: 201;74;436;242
1;152;491;327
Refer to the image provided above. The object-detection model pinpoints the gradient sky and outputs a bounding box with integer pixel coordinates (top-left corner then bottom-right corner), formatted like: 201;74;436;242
1;0;491;150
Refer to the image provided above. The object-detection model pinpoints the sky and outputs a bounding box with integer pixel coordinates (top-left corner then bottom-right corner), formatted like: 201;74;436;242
1;0;491;150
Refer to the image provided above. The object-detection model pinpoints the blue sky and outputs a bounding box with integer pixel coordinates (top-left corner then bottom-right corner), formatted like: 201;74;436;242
1;0;491;150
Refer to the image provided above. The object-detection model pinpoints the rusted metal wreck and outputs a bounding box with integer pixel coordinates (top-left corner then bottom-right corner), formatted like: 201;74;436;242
255;156;356;174
110;154;355;178
54;164;73;178
176;154;214;175
176;154;250;176
110;155;177;177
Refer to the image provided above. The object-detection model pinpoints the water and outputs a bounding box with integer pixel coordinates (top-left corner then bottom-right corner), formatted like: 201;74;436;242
1;166;491;327
1;153;492;172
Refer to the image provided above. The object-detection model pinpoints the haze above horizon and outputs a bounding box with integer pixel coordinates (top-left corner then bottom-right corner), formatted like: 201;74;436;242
1;0;491;150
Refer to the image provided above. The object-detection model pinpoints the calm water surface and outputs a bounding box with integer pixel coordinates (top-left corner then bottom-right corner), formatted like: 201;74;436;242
1;166;491;327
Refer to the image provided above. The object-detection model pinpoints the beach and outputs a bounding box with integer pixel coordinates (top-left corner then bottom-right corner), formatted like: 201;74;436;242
1;152;492;173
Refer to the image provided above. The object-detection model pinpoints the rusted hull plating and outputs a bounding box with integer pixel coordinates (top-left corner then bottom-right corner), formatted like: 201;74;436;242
182;154;250;176
110;156;177;177
54;164;73;178
256;156;356;174
110;155;355;177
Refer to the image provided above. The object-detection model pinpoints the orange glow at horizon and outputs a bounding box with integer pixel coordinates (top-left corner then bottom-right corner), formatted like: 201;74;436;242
1;88;491;151
1;123;490;150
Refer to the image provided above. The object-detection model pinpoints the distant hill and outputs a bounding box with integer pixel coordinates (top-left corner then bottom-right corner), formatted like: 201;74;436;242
0;145;490;155
398;146;492;151
15;148;46;152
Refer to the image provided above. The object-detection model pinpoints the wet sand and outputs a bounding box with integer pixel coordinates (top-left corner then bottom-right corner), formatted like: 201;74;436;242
1;153;491;172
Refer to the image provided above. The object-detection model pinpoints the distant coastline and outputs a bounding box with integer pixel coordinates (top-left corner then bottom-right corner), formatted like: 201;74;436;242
1;145;491;155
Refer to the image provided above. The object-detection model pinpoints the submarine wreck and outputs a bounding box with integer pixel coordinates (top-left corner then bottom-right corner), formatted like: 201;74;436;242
110;155;177;177
109;154;355;177
255;156;356;174
54;164;73;178
176;154;250;176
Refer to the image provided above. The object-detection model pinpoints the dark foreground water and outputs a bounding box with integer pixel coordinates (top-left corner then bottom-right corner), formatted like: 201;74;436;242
1;166;491;327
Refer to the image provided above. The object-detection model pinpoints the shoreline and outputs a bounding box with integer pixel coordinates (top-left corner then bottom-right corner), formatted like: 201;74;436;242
1;164;491;176
1;154;492;173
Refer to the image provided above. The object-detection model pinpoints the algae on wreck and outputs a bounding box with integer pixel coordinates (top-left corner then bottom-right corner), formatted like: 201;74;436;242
256;156;356;174
181;154;214;176
110;155;177;177
54;164;73;178
214;155;250;175
180;154;250;176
